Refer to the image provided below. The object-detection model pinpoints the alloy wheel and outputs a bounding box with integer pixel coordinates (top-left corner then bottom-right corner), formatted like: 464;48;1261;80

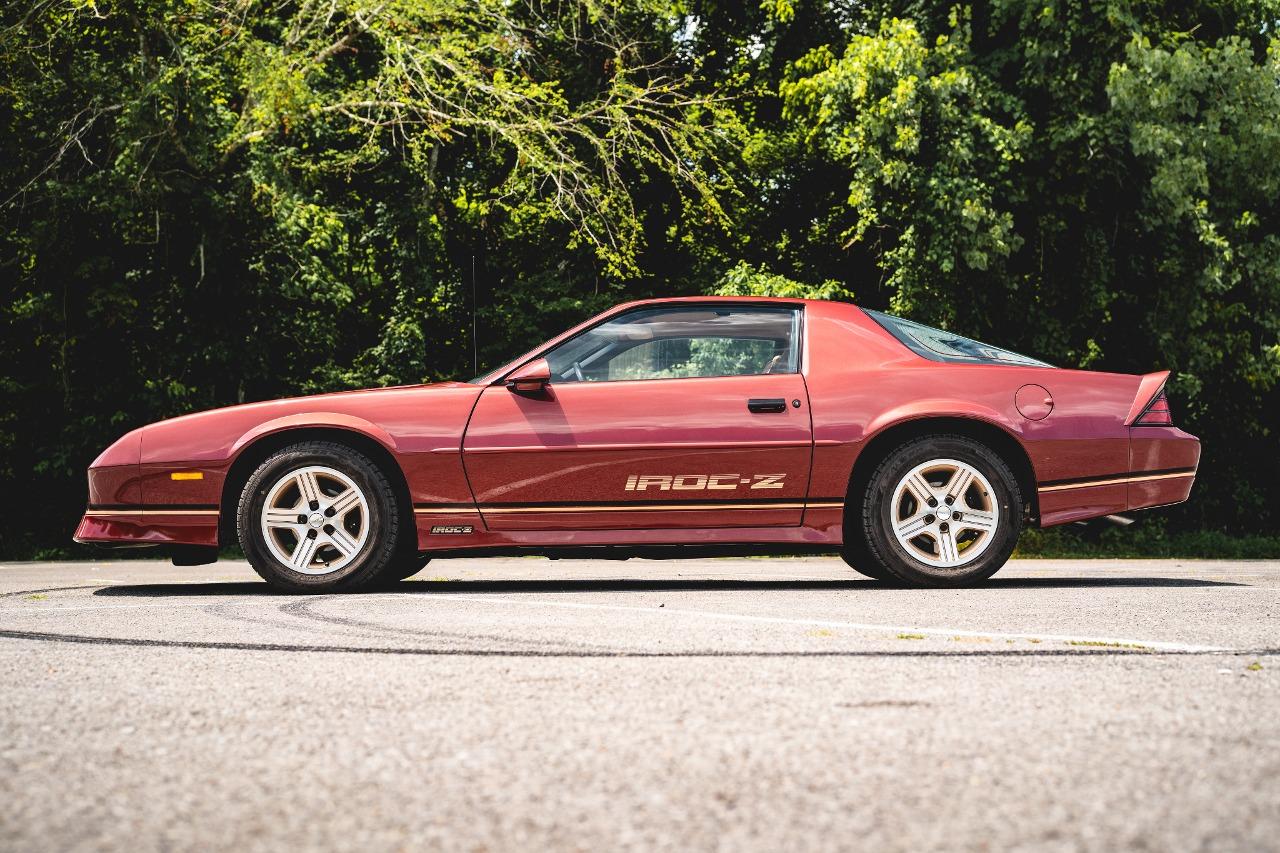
889;458;1000;569
259;465;370;574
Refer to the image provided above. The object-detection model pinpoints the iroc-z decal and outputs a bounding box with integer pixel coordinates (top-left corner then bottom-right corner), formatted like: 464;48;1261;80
429;525;474;535
624;474;786;492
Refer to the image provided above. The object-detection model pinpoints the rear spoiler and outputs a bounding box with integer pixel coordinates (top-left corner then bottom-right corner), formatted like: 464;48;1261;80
1124;370;1170;426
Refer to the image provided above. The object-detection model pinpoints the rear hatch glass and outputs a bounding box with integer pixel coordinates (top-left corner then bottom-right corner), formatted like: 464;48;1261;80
864;309;1052;367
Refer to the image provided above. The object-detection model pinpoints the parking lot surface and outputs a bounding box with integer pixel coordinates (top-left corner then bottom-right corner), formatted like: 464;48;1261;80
1;557;1278;851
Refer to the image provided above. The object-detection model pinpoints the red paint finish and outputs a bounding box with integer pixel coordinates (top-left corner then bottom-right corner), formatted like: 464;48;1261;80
74;515;146;543
1128;426;1201;512
1130;428;1201;474
1015;384;1054;421
1128;474;1197;512
1038;484;1129;527
138;464;225;507
87;465;144;510
424;522;840;551
127;513;220;547
91;427;144;468
799;301;1139;524
462;373;812;530
75;296;1200;555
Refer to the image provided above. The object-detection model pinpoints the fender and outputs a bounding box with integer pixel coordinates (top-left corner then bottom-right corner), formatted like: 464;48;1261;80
229;412;400;460
862;399;1026;445
803;387;1035;502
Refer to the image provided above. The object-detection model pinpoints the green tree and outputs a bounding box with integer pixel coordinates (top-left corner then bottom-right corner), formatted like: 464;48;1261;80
2;0;1279;557
0;0;729;556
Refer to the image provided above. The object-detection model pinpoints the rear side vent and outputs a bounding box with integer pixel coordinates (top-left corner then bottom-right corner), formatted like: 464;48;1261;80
1134;389;1173;426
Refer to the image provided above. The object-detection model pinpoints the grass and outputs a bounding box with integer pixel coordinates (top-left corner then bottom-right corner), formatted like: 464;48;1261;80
896;633;926;640
1066;640;1151;651
1014;524;1280;559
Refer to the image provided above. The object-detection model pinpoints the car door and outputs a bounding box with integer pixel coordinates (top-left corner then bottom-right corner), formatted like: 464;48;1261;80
462;303;813;531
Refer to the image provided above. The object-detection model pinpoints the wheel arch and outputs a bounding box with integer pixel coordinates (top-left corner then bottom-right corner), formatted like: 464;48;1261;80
219;426;414;547
844;416;1039;527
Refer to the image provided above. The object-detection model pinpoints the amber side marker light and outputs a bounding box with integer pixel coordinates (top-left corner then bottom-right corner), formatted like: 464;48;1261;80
170;471;204;481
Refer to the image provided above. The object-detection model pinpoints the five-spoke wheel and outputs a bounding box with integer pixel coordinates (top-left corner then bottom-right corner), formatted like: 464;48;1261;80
259;465;370;574
890;459;1000;569
849;434;1023;586
238;441;408;592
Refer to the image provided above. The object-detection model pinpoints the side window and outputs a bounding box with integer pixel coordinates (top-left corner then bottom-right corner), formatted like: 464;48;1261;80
544;305;801;383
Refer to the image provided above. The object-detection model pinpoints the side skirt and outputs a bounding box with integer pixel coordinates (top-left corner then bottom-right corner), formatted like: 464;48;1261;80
419;543;840;561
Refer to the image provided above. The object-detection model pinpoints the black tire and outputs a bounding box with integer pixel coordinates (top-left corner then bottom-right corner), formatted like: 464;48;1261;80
857;434;1023;587
237;441;405;593
377;554;432;585
838;535;896;582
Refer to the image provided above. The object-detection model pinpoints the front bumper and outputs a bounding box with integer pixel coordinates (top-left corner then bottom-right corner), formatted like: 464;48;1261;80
74;509;220;547
76;451;223;548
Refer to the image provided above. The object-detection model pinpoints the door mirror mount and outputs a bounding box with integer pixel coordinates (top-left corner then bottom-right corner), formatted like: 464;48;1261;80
506;358;551;395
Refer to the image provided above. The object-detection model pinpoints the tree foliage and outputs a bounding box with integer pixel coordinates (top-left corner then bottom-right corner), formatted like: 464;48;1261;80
2;0;1278;555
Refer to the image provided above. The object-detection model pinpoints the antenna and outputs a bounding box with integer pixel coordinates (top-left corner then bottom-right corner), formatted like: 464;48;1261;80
471;254;478;376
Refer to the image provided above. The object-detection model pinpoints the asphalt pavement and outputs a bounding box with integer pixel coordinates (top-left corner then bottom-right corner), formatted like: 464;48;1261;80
1;557;1277;852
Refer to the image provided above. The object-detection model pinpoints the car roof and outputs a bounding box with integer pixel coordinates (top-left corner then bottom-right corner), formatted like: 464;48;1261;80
471;296;864;385
609;295;825;310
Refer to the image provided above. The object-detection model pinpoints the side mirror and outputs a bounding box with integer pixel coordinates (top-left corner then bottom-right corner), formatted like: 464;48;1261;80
506;358;551;395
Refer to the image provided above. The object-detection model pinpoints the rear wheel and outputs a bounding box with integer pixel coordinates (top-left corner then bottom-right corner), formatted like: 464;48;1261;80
858;435;1022;587
839;535;896;582
237;441;404;592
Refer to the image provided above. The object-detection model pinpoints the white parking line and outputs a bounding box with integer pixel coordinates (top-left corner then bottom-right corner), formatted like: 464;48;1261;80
417;594;1234;653
0;600;280;614
0;586;1235;653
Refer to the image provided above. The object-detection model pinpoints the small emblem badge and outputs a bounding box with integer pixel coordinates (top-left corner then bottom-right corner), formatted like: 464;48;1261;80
430;525;474;535
624;473;786;491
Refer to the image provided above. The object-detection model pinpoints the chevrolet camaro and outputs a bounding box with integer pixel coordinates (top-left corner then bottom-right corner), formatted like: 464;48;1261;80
75;297;1200;590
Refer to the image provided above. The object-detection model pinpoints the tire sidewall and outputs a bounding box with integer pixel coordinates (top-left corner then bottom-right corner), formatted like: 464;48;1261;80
238;445;397;592
864;436;1022;586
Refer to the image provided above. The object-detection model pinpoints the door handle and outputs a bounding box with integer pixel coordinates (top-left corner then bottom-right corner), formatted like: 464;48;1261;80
747;398;787;414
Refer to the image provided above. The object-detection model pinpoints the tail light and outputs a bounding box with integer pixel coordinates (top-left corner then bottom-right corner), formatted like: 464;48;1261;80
1134;389;1173;426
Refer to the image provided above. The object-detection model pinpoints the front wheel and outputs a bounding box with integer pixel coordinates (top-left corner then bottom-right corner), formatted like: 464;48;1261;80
858;435;1023;587
237;441;405;592
377;554;432;585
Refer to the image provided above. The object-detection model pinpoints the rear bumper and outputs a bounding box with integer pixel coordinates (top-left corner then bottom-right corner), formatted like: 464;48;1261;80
1036;427;1199;527
1127;427;1200;512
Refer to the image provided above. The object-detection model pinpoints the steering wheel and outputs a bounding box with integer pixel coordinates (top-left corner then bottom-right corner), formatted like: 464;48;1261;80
571;361;586;382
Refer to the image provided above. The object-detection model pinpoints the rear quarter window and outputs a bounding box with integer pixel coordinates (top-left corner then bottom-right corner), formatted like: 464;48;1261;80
864;309;1052;367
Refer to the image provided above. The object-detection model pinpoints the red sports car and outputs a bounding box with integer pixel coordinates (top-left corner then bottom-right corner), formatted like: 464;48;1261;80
75;297;1199;590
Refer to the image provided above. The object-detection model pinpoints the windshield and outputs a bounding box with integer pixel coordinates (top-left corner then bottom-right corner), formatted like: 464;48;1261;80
865;309;1052;367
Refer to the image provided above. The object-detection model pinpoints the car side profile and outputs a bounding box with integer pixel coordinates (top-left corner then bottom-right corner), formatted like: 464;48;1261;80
74;297;1200;590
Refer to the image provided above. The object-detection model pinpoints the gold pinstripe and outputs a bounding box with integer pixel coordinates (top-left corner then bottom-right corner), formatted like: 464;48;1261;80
85;509;220;517
1037;471;1194;493
415;501;845;515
